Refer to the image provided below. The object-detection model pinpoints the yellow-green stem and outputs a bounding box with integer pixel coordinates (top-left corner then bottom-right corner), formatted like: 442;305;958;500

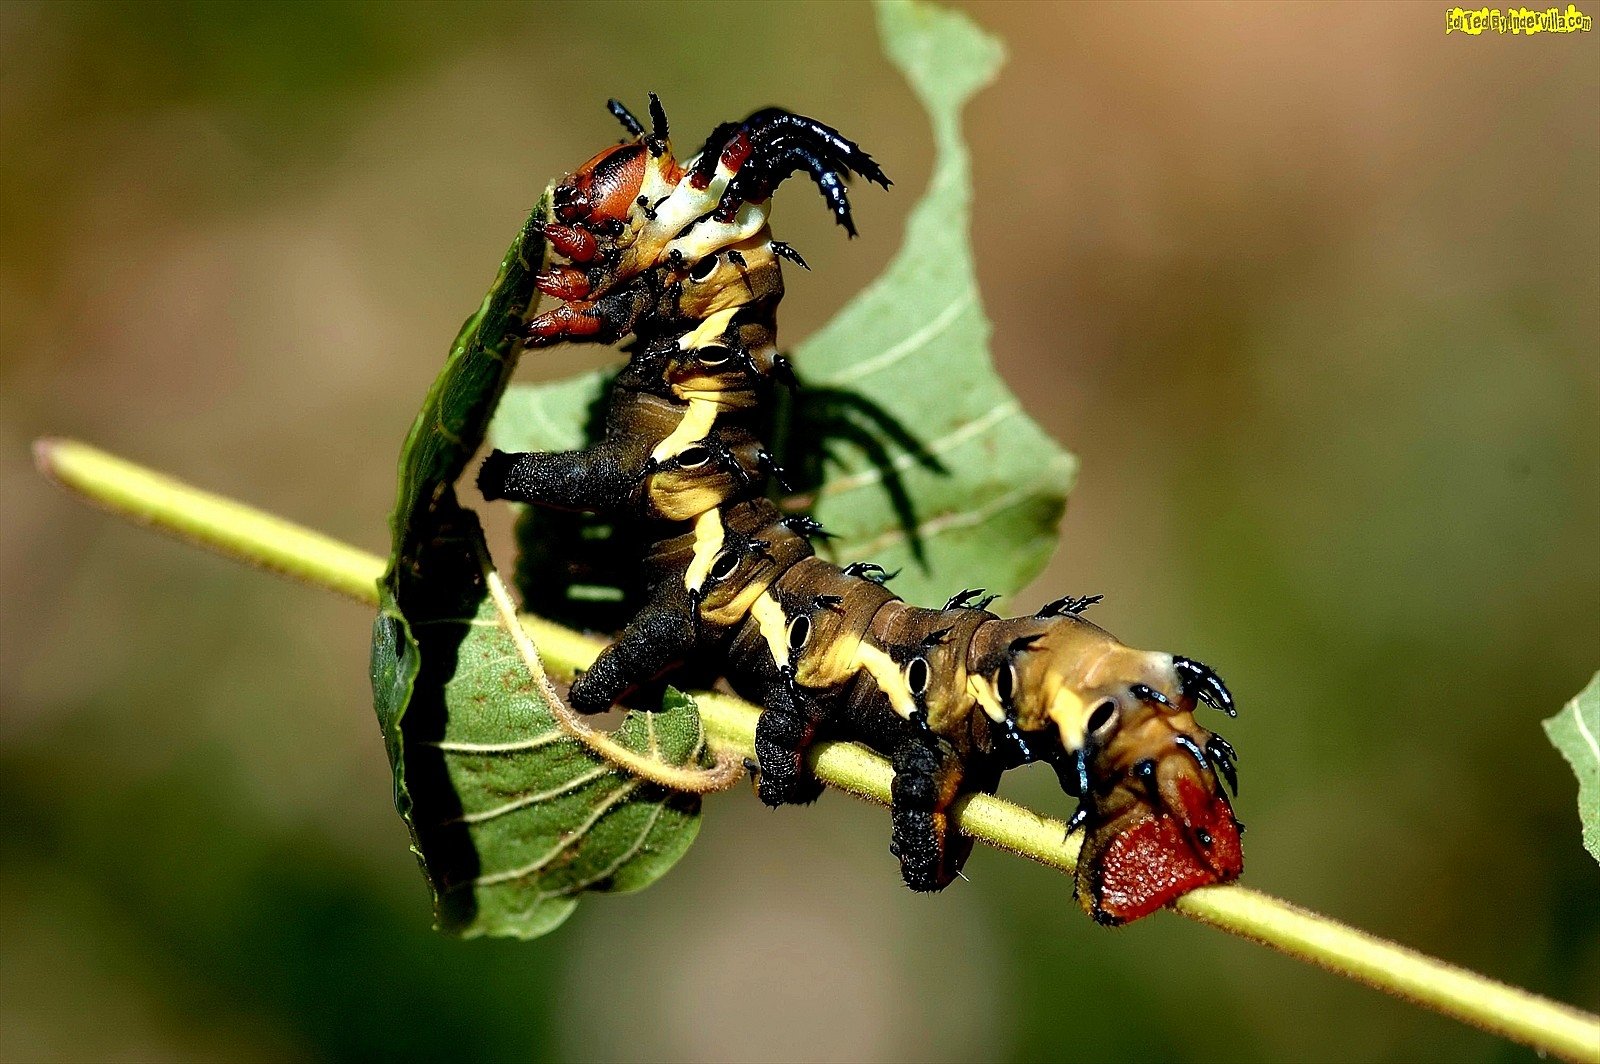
34;438;1600;1063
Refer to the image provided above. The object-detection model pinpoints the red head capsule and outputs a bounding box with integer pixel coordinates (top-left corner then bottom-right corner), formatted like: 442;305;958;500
553;142;649;228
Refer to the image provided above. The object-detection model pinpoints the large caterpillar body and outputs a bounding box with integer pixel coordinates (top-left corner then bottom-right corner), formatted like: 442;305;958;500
479;97;1243;924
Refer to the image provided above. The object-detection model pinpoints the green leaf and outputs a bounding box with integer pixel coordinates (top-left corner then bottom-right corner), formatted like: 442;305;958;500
1543;671;1600;866
370;200;709;938
784;0;1074;607
491;0;1075;613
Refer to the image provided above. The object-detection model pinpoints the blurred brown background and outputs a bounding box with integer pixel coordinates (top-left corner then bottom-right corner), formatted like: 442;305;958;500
2;1;1596;1060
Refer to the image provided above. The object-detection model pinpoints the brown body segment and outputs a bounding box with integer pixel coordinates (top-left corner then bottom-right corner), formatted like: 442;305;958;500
757;557;900;692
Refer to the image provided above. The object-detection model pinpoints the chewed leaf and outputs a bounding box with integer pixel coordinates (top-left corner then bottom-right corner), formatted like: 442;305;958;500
370;197;712;938
1543;671;1600;866
374;517;706;937
491;0;1075;615
783;0;1075;608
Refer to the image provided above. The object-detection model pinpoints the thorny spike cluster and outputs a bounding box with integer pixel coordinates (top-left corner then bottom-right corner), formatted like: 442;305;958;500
479;97;1243;924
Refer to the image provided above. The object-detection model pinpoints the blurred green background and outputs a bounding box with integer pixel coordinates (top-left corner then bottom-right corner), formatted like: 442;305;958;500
2;2;1596;1060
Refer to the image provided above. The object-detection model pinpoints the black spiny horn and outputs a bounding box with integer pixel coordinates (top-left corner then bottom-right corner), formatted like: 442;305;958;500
646;92;669;155
1173;733;1210;772
1130;683;1171;708
1037;593;1102;617
1174;656;1236;717
782;515;830;538
943;588;987;610
694;108;890;236
607;98;644;138
1206;736;1239;796
718;143;859;234
770;241;809;270
740;108;891;188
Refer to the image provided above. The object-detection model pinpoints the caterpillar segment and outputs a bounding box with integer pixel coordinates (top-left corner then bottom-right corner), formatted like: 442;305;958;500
479;100;1243;924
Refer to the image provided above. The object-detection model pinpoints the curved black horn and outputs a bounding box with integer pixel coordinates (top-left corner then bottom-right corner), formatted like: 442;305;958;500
688;108;890;234
607;98;644;138
647;92;669;143
1174;656;1237;716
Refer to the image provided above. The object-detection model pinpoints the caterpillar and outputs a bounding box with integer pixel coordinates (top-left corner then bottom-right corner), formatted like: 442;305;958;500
478;96;1243;924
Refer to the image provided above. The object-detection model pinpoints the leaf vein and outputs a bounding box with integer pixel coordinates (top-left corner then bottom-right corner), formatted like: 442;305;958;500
472;778;642;886
455;763;612;825
1570;701;1600;764
430;731;565;755
849;460;1070;559
820;287;975;386
542;800;668;902
818;399;1020;498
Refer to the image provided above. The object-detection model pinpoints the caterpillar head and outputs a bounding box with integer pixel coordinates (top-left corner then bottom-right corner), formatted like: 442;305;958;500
534;94;684;303
970;614;1242;924
551;141;651;235
526;96;885;344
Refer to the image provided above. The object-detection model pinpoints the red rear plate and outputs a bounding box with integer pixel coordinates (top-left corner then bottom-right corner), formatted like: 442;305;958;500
1090;777;1243;924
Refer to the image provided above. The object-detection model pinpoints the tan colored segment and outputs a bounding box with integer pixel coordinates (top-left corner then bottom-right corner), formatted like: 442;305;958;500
694;504;814;630
770;557;898;691
697;537;810;629
861;602;987;734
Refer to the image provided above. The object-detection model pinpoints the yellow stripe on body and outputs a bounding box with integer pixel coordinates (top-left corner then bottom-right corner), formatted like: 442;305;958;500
678;306;740;352
649;396;720;464
967;673;1007;724
851;641;918;720
748;591;792;672
683;509;725;594
1048;686;1089;749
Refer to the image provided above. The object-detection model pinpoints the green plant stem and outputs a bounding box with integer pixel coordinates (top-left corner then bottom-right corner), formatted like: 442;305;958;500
34;438;383;603
35;437;1600;1063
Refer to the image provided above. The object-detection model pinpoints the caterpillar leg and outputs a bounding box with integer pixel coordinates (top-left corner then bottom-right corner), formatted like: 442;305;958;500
478;443;642;513
888;737;986;892
752;678;825;807
520;275;656;348
567;597;696;714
